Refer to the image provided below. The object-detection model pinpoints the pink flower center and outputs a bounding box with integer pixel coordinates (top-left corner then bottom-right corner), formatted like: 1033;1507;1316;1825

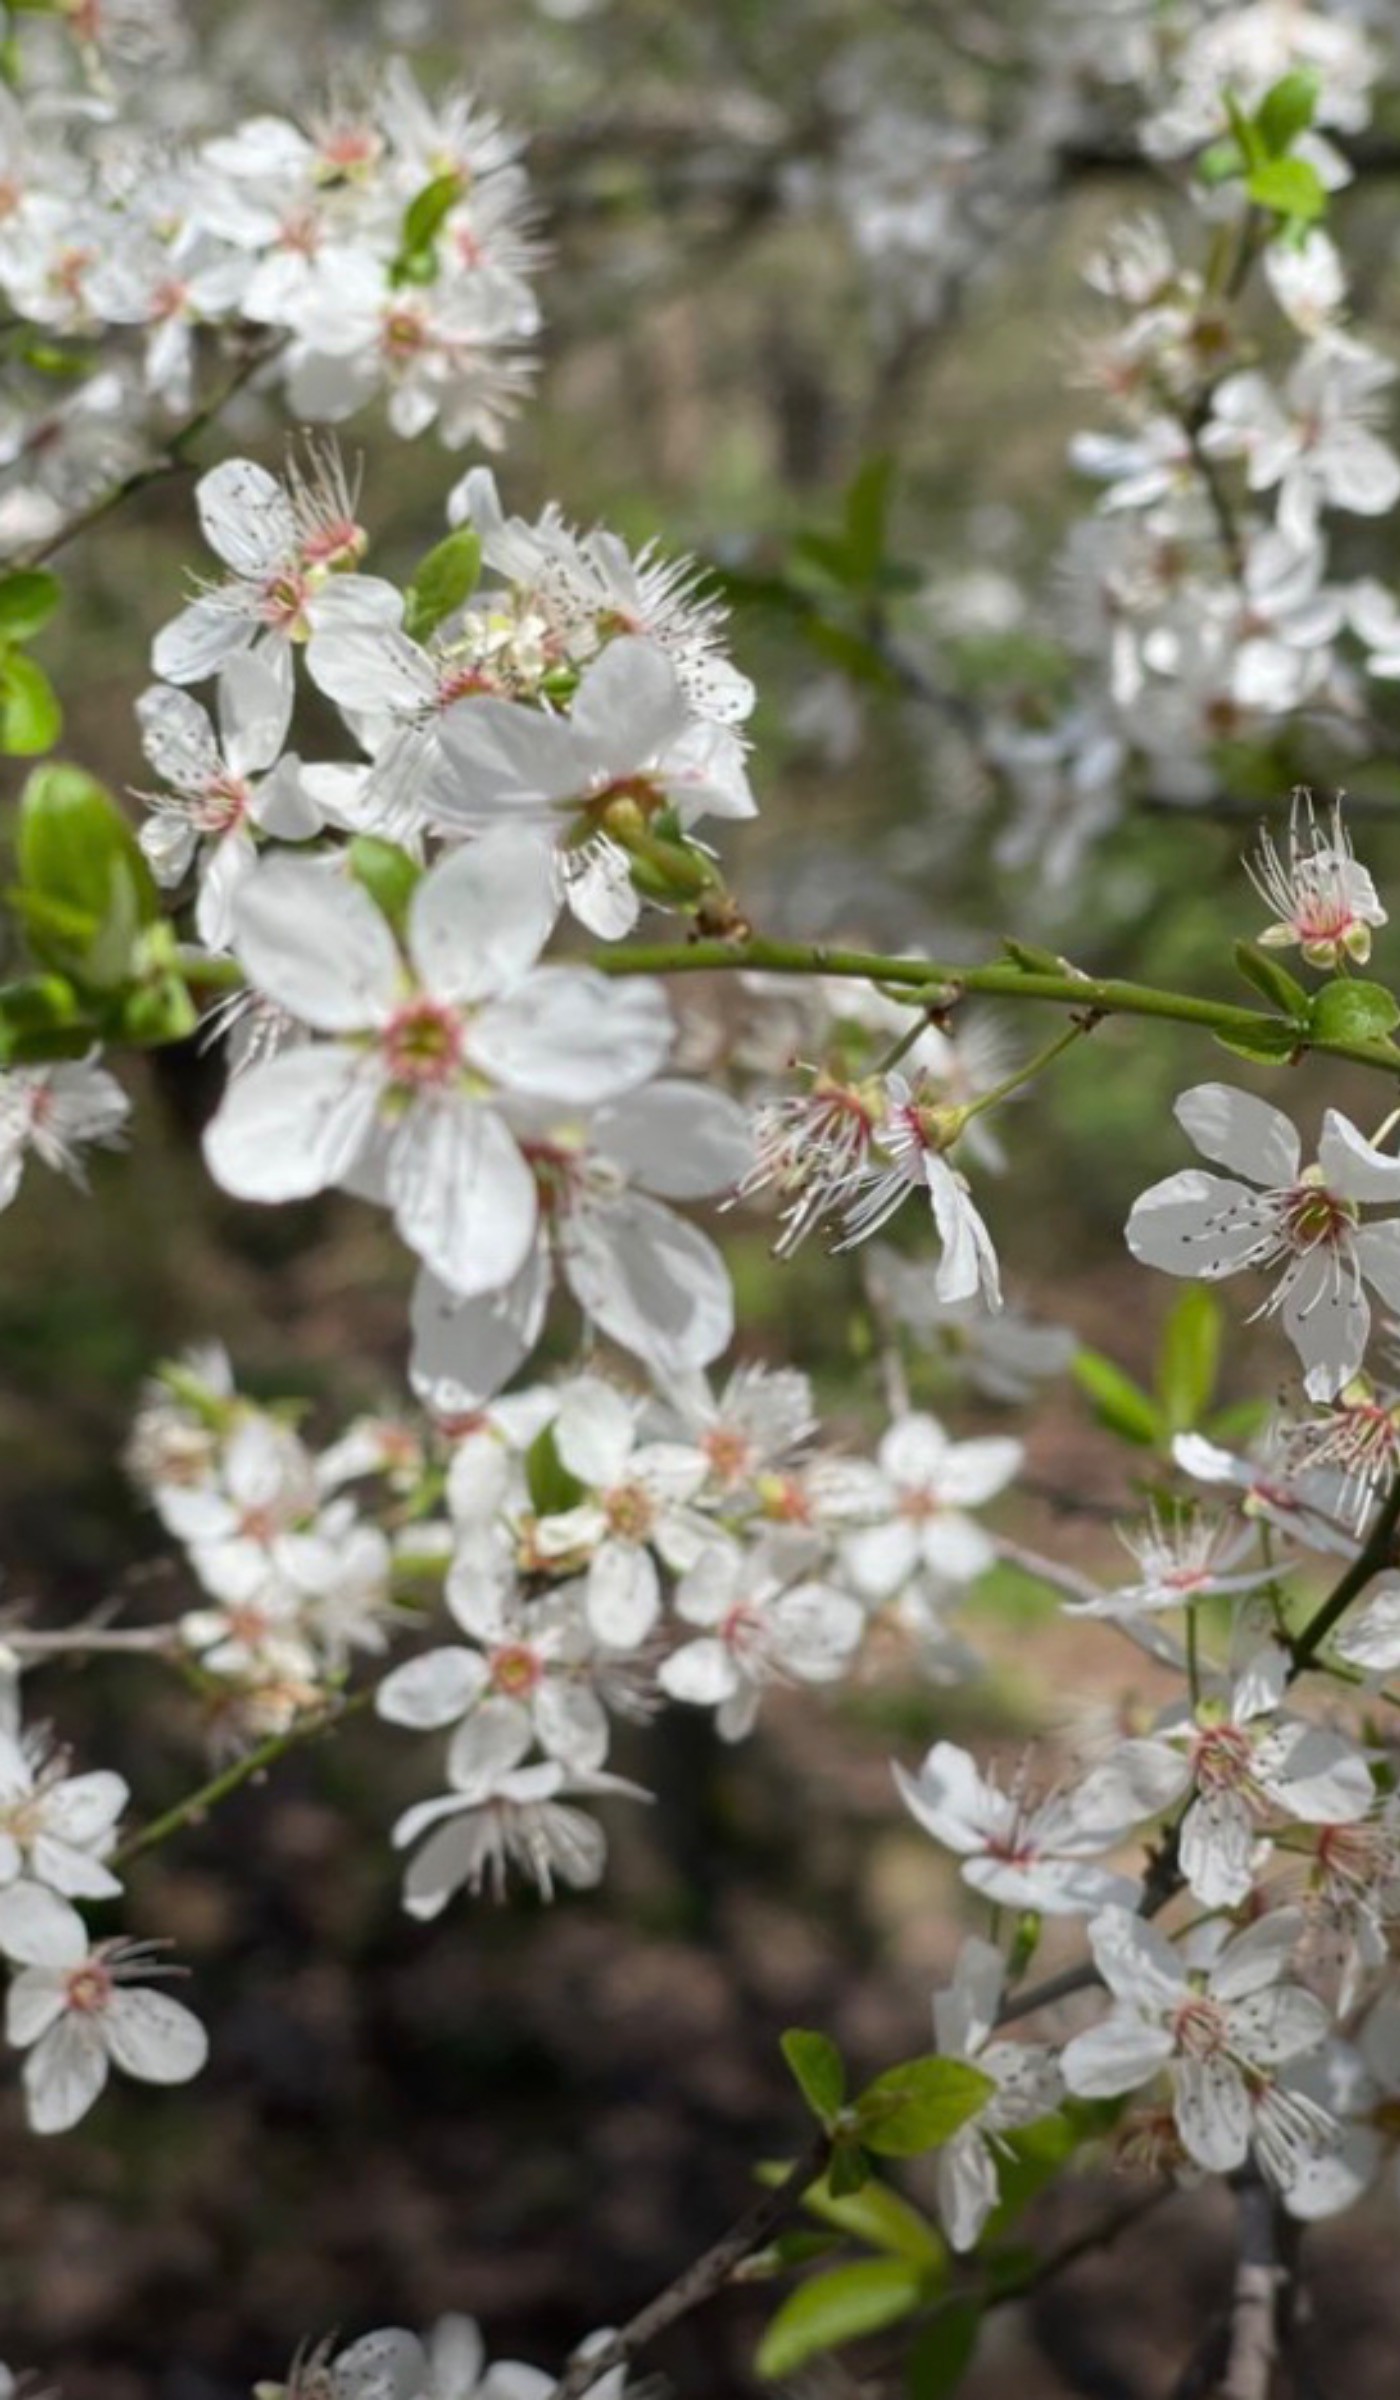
193;774;250;835
1189;1722;1255;1795
1171;1994;1229;2059
380;1000;465;1090
702;1427;754;1487
720;1602;761;1656
491;1643;543;1697
258;569;313;634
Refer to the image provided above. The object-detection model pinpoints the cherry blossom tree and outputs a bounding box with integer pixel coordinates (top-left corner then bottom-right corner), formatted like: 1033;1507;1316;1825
7;4;1400;2397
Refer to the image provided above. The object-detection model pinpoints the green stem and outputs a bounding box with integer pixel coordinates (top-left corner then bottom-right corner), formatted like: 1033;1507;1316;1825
595;939;1400;1077
1288;1471;1400;1676
114;1684;375;1868
958;1014;1098;1123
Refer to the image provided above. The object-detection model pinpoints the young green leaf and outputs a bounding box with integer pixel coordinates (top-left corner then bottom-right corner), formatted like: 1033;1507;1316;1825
0;567;61;641
755;2258;928;2379
1232;941;1308;1019
793;2169;945;2270
826;2136;873;2197
0;971;89;1064
404;527;483;641
842;455;894;588
390;170;465;285
780;2029;847;2124
1308;979;1400;1047
906;2302;982;2399
855;2055;994;2157
1155;1286;1222;1433
524;1421;587;1518
349;835;422;933
1072;1349;1164;1447
1245;154;1326;228
1256;68;1321;157
0;650;62;753
16;764;158;987
1212;1017;1304;1066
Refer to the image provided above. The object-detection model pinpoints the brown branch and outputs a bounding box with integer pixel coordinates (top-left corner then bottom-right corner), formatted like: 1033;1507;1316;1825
0;1622;179;1658
20;330;286;568
553;2132;830;2399
1220;2174;1285;2400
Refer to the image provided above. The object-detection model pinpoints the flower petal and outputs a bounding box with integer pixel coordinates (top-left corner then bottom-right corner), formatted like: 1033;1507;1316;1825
1174;1085;1300;1185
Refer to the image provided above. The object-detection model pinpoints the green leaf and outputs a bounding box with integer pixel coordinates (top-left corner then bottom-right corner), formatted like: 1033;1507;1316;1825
404;527;483;642
15;763;158;987
1155;1286;1222;1434
115;974;198;1047
0;649;62;753
525;1422;587;1518
403;170;465;256
0;971;89;1064
843;455;894;587
793;2169;945;2269
1256;68;1321;157
1308;979;1400;1046
793;529;861;588
979;2110;1084;2244
1232;942;1308;1018
1205;1396;1271;1445
755;2259;927;2378
1223;90;1266;171
907;2302;982;2399
856;2055;995;2157
1245;155;1326;227
742;2230;843;2279
349;835;421;933
1072;1349;1163;1446
1212;1017;1303;1066
0;567;61;641
1001;938;1066;974
804;617;900;688
826;2138;872;2197
781;2029;846;2124
1197;137;1247;186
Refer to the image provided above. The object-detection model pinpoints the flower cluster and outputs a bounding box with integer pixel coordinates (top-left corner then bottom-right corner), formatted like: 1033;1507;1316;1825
0;33;540;556
0;1665;205;2136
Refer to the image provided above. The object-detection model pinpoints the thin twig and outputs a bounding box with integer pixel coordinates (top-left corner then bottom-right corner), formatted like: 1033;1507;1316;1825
554;2133;830;2399
0;1622;179;1658
114;1684;376;1868
20;330;285;568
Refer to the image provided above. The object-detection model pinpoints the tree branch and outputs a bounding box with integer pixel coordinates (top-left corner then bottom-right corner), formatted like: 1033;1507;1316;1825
595;938;1400;1077
1220;2173;1285;2400
19;330;285;568
553;2132;830;2399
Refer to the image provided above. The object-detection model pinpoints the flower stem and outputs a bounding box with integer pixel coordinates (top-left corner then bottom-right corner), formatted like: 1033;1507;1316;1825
957;1013;1099;1125
114;1685;376;1869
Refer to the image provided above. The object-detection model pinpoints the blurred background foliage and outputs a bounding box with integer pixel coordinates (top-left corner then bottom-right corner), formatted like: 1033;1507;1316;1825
7;1;1400;2394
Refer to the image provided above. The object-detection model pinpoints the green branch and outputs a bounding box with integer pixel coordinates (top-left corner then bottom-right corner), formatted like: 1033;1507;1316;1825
594;938;1400;1077
1289;1470;1400;1674
114;1685;375;1869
